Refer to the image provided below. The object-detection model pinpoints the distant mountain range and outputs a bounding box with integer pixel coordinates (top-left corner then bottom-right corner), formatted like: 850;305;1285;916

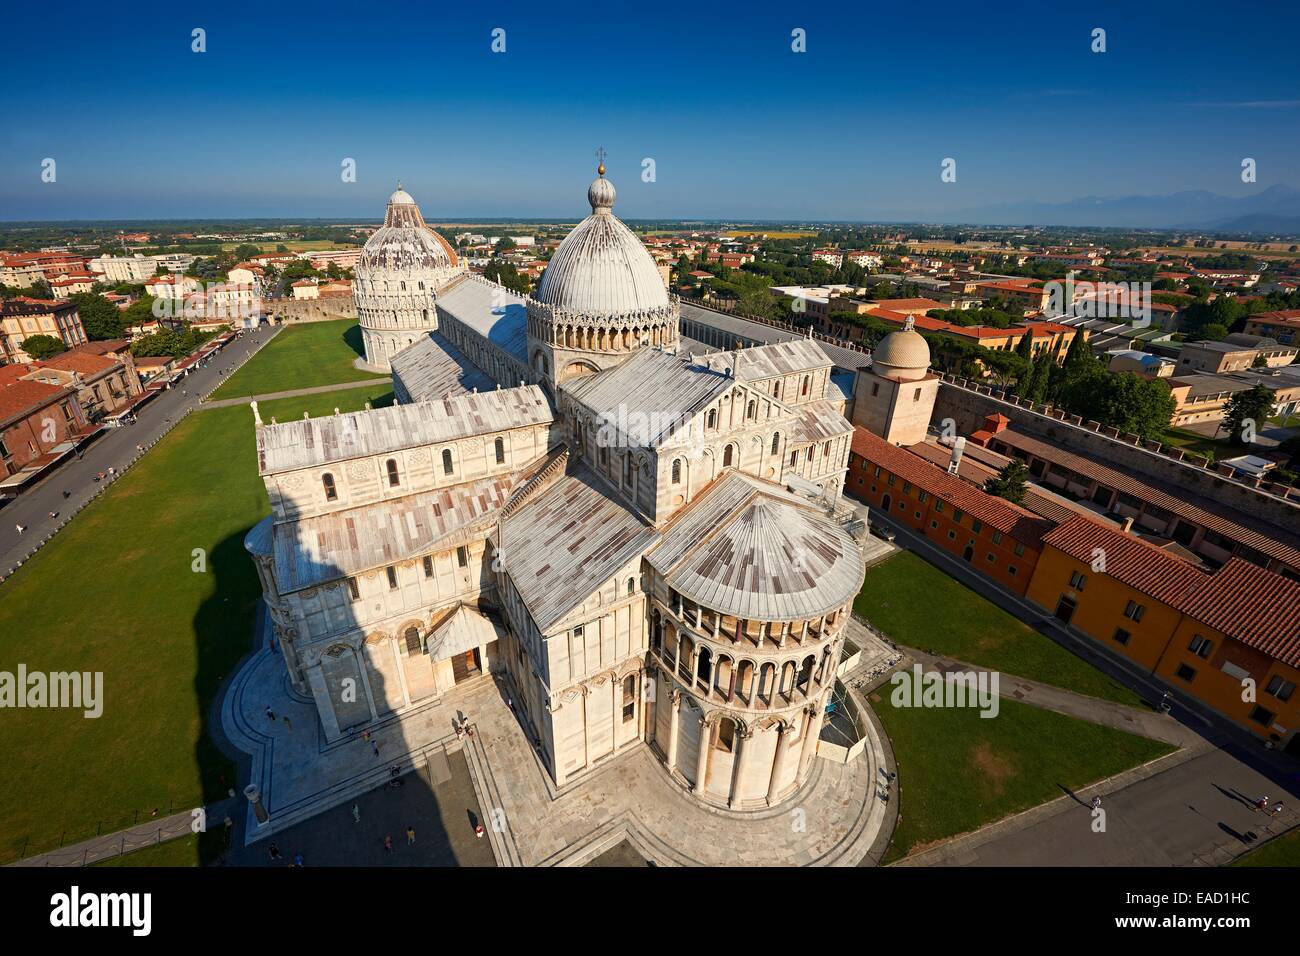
949;184;1300;234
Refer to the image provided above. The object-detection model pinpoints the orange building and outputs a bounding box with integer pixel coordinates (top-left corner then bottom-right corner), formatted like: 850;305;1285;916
1028;516;1300;752
848;427;1052;595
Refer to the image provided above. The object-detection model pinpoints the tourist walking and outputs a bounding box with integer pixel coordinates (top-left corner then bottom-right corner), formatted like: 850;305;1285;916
1091;795;1102;811
383;835;393;854
268;842;282;862
282;714;292;732
15;524;25;535
265;706;276;722
406;826;415;846
351;803;360;824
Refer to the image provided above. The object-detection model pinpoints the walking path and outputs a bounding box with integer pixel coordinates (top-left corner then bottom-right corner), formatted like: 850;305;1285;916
10;798;237;868
201;377;388;410
900;647;1205;749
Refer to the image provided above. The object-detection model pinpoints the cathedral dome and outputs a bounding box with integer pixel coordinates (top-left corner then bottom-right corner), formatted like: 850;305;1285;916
871;317;931;381
358;185;460;275
534;169;669;317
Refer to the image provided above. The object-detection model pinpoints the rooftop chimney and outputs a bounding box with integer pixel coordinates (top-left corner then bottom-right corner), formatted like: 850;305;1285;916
948;436;966;475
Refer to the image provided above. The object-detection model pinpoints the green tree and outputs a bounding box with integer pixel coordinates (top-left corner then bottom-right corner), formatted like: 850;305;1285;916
1059;371;1177;440
1222;385;1274;446
984;460;1029;505
68;292;125;340
483;261;530;295
21;334;67;360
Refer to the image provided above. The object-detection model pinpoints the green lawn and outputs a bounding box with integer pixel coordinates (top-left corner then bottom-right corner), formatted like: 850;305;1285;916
0;386;388;865
1230;827;1300;867
874;695;1176;863
1159;426;1239;461
208;319;386;401
855;550;1143;706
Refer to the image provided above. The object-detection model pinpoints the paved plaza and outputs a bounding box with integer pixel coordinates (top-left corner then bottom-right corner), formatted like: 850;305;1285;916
221;614;887;867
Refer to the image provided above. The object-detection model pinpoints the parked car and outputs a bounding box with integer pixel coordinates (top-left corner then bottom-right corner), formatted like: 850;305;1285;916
871;524;896;542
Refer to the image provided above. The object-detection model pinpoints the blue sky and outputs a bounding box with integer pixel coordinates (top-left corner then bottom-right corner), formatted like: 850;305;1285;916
1;0;1297;222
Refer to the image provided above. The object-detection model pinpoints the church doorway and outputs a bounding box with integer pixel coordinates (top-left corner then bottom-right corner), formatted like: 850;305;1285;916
451;647;482;685
962;545;974;562
1054;596;1077;625
881;493;892;512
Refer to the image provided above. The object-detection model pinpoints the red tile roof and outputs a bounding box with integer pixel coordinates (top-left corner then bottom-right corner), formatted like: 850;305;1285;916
0;379;70;422
1173;559;1300;667
849;426;1054;547
38;351;116;375
1041;515;1208;604
986;428;1300;571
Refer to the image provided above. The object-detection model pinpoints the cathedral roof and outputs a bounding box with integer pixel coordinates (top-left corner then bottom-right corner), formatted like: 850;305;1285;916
435;275;530;364
357;186;460;275
269;470;524;593
533;168;670;317
498;463;660;633
562;348;738;449
391;331;498;402
256;384;551;474
733;339;833;381
647;472;863;621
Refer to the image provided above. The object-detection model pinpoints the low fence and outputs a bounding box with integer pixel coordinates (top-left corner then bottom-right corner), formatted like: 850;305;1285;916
2;796;210;867
817;679;869;765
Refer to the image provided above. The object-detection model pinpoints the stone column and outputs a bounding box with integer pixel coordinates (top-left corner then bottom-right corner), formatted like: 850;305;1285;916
767;722;796;806
306;665;342;741
355;649;380;722
244;784;269;826
611;673;621;753
797;696;828;781
666;691;681;774
693;716;711;795
581;687;590;770
729;728;753;809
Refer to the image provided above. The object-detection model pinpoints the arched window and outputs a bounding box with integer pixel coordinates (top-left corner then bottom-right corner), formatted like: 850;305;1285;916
706;409;716;429
746;400;756;419
770;432;780;455
622;674;636;722
723;445;734;467
772;381;780;397
442;449;453;475
386;458;400;487
717;717;735;753
671;459;682;484
696;646;712;683
404;626;423;657
494;437;505;464
801;375;810;397
626;576;635;595
322;473;337;501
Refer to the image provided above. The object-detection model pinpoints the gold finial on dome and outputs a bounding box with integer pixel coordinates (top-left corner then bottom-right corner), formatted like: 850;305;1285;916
595;146;607;177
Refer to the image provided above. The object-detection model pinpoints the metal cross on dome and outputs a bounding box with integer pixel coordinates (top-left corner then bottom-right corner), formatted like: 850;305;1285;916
595;146;607;175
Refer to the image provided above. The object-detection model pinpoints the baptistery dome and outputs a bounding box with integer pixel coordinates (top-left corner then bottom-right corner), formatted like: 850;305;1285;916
354;185;464;370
